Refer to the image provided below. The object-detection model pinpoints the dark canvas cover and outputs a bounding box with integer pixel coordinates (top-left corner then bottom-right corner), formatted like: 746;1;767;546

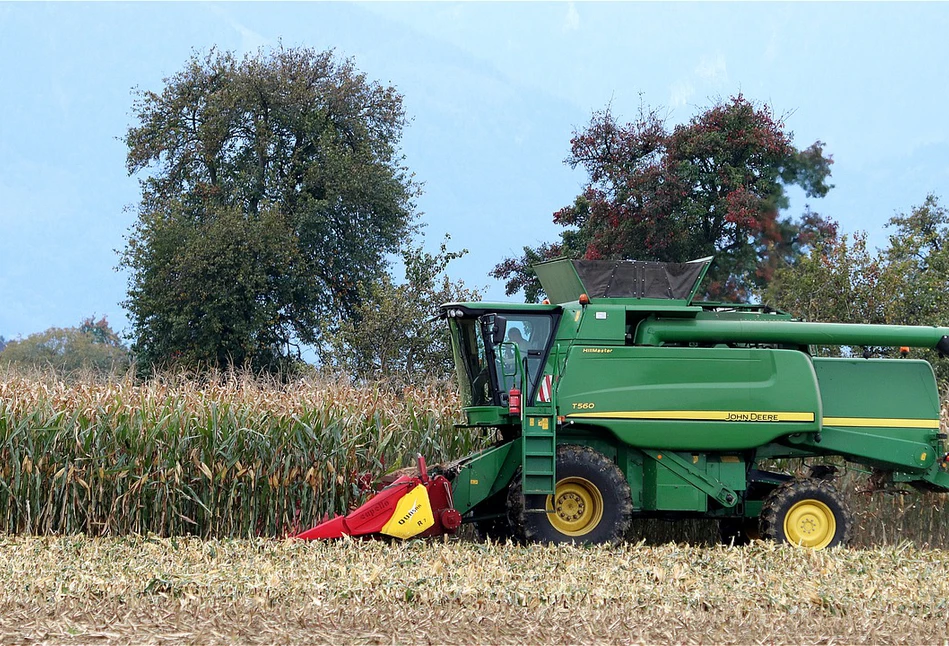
572;259;706;300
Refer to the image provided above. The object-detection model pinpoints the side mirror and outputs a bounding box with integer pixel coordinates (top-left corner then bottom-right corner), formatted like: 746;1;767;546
493;316;507;345
481;314;507;346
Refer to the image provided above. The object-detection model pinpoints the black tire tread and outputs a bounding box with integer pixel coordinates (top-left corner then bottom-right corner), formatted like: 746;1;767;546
507;444;632;546
760;478;852;548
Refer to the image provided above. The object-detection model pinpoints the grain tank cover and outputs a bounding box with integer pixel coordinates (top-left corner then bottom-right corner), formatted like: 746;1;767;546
533;257;711;304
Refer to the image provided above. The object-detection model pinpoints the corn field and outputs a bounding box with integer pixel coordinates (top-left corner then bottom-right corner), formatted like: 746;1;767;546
0;368;947;547
0;368;482;538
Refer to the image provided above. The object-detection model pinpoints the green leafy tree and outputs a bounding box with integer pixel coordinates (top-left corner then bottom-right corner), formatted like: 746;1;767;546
494;95;835;301
0;317;130;374
762;232;891;357
327;238;483;383
765;195;949;379
763;231;893;325
120;46;417;373
881;194;949;329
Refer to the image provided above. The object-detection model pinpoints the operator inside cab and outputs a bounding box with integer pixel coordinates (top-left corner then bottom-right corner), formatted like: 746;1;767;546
508;327;528;352
503;327;528;372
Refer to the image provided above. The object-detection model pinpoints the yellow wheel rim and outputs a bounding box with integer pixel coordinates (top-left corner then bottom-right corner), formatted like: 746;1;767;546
546;477;604;536
784;499;836;549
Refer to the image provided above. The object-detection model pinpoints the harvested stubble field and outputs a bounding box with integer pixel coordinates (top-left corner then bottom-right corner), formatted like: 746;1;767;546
0;535;948;644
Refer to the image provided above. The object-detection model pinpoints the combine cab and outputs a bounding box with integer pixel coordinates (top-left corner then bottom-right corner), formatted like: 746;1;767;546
300;258;949;549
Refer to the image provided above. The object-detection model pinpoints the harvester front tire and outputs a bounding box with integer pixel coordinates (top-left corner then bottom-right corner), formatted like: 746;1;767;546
760;478;852;549
508;445;632;546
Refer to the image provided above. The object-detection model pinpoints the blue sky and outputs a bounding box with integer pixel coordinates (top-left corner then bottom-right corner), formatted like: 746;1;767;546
1;2;948;342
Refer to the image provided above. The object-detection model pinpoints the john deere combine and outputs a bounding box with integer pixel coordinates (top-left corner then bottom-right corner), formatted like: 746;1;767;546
299;258;949;549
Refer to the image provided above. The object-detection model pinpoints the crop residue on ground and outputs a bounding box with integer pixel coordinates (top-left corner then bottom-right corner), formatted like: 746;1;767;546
1;535;948;644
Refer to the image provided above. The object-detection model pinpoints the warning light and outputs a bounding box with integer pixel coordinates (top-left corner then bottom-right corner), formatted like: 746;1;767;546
579;293;590;305
900;346;910;357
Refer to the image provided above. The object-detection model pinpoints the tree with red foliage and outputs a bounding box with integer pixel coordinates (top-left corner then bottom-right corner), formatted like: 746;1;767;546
494;95;836;301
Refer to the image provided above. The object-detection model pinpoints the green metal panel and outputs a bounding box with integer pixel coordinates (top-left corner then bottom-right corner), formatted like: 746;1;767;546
641;453;746;512
906;465;949;490
450;441;521;514
686;259;713;303
813;358;940;423
576;305;628;343
643;458;706;511
743;500;764;518
706;457;746;492
618;446;645;512
460;406;514;427
558;346;821;450
787;426;936;472
642;450;739;509
805;358;941;474
554;310;583;353
532;259;586;305
753;443;822;460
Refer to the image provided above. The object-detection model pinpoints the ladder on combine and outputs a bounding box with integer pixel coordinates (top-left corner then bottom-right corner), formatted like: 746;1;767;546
521;405;556;496
498;342;558;502
520;345;559;500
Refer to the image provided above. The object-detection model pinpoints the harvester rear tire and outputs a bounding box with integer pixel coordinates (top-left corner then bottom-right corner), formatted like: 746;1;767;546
507;445;632;546
760;478;852;549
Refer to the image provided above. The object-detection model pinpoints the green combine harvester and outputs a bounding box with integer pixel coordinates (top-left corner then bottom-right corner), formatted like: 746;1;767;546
299;258;949;549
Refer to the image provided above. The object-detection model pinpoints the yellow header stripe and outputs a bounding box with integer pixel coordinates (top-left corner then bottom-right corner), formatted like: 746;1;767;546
566;410;815;422
822;416;940;429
